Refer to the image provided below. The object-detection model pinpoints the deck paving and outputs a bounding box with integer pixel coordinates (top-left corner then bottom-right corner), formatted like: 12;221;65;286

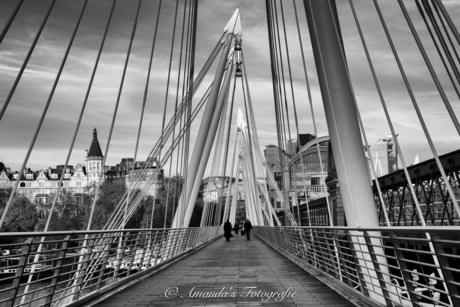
89;233;360;307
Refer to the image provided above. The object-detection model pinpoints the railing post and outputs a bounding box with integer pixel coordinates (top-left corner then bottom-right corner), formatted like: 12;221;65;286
71;245;93;302
345;232;370;298
114;232;128;279
126;232;141;277
137;231;148;271
430;235;459;306
43;235;72;307
7;237;33;307
389;232;419;305
95;236;115;291
362;231;393;306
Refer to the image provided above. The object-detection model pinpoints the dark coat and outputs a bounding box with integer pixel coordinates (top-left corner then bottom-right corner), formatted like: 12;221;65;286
224;221;232;238
244;220;252;232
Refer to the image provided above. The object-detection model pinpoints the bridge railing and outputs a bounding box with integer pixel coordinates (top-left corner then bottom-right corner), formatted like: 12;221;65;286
254;226;460;307
0;226;222;307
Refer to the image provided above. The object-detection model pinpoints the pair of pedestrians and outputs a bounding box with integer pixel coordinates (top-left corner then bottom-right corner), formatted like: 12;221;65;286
224;219;252;241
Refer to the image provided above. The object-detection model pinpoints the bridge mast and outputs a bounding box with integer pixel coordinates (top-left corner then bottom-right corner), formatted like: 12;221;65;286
302;0;378;229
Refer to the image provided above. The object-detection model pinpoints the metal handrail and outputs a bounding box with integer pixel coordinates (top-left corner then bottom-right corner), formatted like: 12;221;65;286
0;226;222;307
254;225;460;307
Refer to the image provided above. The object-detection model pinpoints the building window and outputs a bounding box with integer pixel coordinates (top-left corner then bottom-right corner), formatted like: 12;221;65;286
26;182;32;187
76;181;81;187
39;182;44;188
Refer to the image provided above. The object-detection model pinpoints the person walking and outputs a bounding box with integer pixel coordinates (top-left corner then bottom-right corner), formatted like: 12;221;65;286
233;222;239;235
244;219;252;241
224;219;233;242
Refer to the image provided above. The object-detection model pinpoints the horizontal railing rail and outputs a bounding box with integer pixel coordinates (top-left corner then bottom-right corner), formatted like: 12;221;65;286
254;226;460;307
0;226;223;307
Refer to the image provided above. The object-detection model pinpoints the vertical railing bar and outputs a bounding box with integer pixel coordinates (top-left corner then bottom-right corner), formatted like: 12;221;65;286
43;235;72;307
7;237;34;307
362;230;393;306
95;236;115;291
345;232;370;298
71;245;93;302
430;235;459;306
389;232;418;306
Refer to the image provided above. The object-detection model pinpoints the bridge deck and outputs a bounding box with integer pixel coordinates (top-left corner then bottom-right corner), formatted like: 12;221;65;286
89;234;362;306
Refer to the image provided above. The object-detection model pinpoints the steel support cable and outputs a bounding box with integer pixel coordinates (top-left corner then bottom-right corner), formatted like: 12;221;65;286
272;0;293;155
293;0;333;227
421;0;460;86
0;0;24;44
105;85;213;230
104;38;222;230
398;0;460;216
176;0;198;226
265;0;289;208
430;0;460;68
48;0;117;299
240;76;264;225
105;73;217;223
432;0;460;46
17;1;90;302
173;0;192;222
271;13;288;158
416;0;460;95
204;70;237;227
240;54;278;226
164;0;190;229
181;0;199;226
212;81;233;226
0;0;56;121
270;3;288;156
0;0;78;229
112;38;222;228
348;0;390;227
125;0;163;229
271;2;291;202
86;0;142;231
279;0;304;226
374;2;455;303
159;0;180;229
172;5;191;226
241;74;275;226
400;0;460;137
222;129;240;224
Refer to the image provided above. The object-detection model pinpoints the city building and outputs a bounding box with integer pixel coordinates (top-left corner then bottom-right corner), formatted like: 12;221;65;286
365;135;398;179
288;136;330;202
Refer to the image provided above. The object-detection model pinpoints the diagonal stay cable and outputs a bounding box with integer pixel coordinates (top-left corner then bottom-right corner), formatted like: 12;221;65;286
0;0;56;122
0;0;24;44
86;0;142;231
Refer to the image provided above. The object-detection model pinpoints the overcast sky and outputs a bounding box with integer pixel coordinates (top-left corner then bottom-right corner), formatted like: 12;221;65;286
0;0;459;174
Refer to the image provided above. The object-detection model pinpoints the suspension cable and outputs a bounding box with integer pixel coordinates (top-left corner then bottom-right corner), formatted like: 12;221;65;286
415;0;460;99
348;0;390;226
398;0;460;217
86;0;142;230
0;0;56;122
0;0;24;44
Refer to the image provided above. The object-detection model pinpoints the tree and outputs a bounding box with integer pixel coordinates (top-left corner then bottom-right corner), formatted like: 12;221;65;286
83;181;127;230
0;196;38;232
37;189;92;231
141;176;183;228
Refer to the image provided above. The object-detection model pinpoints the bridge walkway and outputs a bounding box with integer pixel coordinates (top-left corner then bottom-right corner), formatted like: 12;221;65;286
87;233;366;307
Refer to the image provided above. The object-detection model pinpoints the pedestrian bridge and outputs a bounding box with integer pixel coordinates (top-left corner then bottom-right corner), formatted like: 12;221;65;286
1;226;459;307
